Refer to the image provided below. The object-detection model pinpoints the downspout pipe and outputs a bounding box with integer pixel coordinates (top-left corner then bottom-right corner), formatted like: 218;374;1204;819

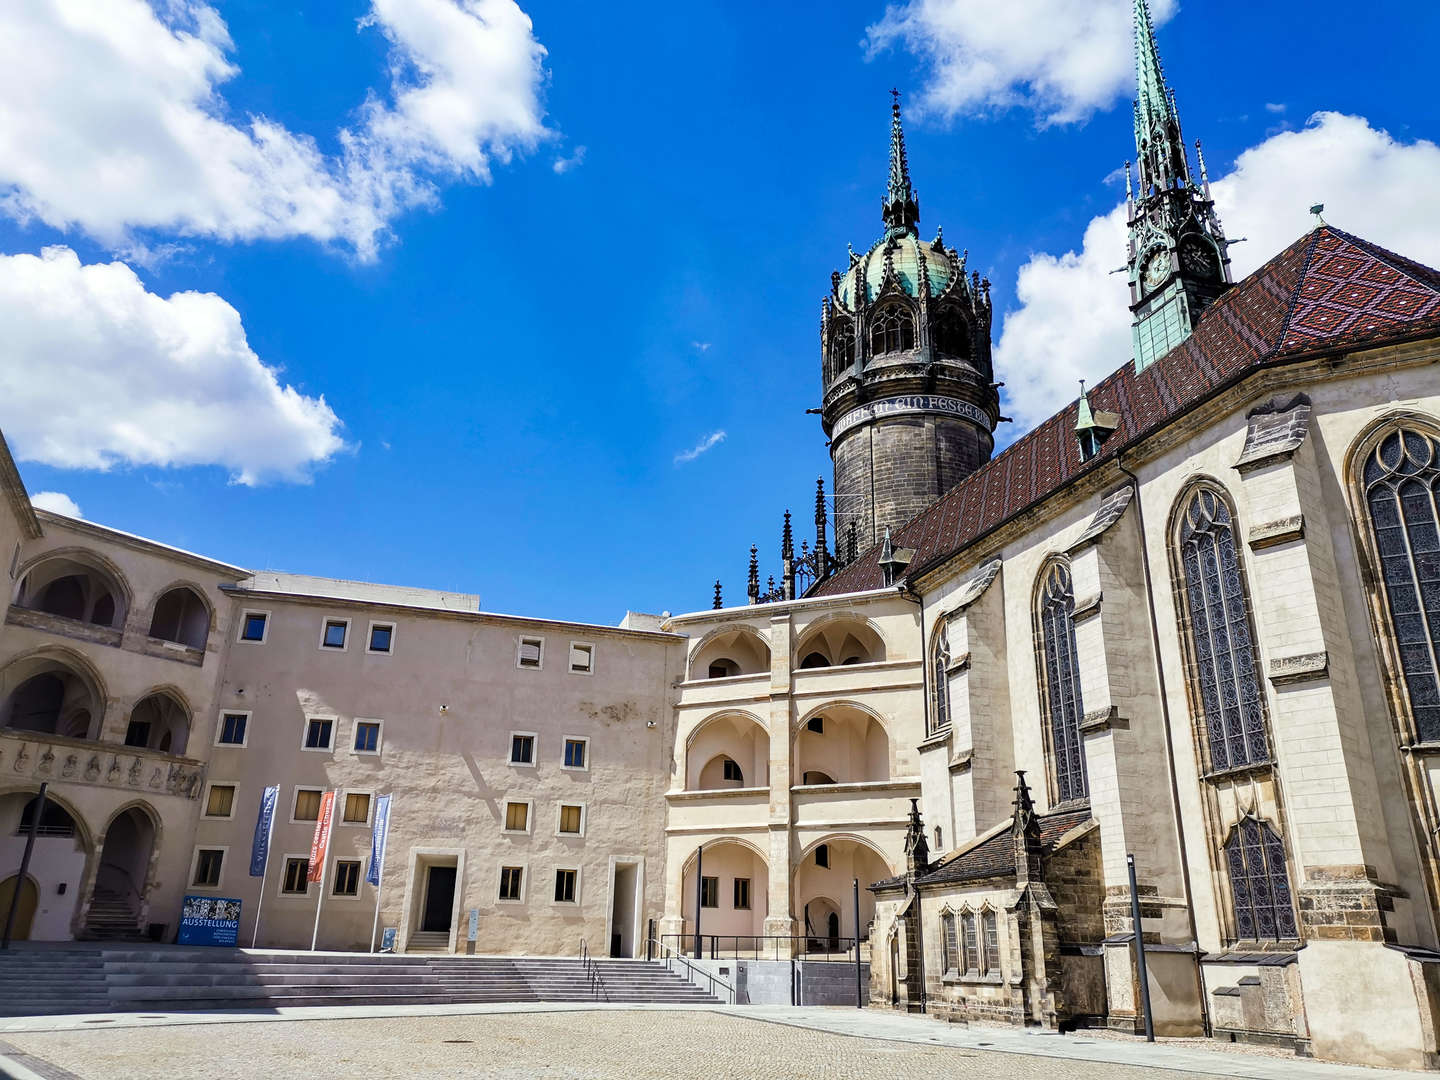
1115;451;1210;1037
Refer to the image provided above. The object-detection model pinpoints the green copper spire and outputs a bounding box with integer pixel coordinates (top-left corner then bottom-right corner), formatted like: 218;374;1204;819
882;90;920;239
1132;0;1190;194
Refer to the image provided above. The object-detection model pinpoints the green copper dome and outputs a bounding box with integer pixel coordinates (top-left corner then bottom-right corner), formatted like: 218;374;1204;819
836;233;959;311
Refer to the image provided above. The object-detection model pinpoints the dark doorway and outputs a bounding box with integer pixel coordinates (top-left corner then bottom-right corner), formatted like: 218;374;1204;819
421;866;456;932
827;912;840;951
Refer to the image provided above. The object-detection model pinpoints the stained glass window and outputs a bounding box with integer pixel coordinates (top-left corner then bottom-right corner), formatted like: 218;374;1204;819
1363;427;1440;743
930;623;951;734
1225;814;1297;941
1178;488;1270;771
1038;561;1088;803
870;304;915;356
830;320;855;381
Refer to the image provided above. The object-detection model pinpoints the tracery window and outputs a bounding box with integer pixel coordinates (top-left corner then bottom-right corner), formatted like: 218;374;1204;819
929;622;951;734
940;913;958;974
869;303;915;356
961;912;981;976
982;910;999;973
1177;487;1270;771
830;320;856;382
1362;426;1440;743
932;309;971;361
1037;560;1088;803
1225;814;1298;941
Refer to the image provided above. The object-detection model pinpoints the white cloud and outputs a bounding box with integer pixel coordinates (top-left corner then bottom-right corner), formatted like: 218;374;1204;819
552;146;587;174
674;430;726;465
691;341;712;352
994;112;1440;432
30;491;83;518
866;0;1176;124
0;246;347;484
0;0;548;260
1265;102;1287;114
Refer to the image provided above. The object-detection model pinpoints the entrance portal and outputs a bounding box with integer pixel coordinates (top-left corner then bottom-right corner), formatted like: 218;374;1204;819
421;866;456;932
91;807;155;936
609;862;639;957
0;875;37;940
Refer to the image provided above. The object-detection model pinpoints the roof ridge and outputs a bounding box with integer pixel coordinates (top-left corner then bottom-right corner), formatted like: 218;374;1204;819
1272;227;1328;359
1327;226;1440;291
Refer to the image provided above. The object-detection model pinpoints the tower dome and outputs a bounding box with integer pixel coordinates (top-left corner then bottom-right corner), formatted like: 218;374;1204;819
819;93;1000;554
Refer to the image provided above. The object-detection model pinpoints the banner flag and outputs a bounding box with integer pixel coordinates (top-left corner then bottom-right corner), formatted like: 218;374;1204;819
307;791;336;884
250;785;279;877
366;794;392;887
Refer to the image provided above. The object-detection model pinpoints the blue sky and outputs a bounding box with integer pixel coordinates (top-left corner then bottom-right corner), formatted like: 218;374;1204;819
2;0;1438;624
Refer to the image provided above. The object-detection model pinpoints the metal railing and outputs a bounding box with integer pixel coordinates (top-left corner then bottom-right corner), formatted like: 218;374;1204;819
661;933;869;963
579;939;608;1002
647;938;736;1004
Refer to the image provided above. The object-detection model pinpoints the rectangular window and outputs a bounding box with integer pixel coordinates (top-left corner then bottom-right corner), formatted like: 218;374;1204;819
303;717;335;751
499;866;524;902
216;712;248;746
504;802;529;832
353;721;382;754
510;733;535;765
700;876;718;909
321;618;349;650
563;737;588;770
569;642;593;674
204;784;236;818
282;857;310;895
517;636;543;669
192;848;224;887
240;612;268;643
293;788;322;822
558;804;583;835
333;860;362;897
342;792;371;824
367;622;394;654
722;758;743;783
554;868;578;904
733;877;751;910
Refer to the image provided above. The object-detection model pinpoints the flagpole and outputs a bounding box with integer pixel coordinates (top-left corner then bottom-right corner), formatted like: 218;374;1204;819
250;798;277;948
309;791;335;953
310;855;329;952
370;794;390;953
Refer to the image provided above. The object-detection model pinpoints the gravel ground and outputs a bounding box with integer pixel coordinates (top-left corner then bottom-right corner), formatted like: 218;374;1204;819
2;1010;1234;1080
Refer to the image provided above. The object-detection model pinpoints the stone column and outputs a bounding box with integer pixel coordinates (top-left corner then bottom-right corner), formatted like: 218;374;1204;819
763;612;797;944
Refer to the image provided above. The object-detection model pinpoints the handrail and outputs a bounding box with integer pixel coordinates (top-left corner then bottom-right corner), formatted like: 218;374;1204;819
661;932;868;963
578;938;608;1002
647;938;735;1004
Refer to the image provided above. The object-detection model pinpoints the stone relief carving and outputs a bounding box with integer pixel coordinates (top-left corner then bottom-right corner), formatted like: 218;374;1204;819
0;735;205;800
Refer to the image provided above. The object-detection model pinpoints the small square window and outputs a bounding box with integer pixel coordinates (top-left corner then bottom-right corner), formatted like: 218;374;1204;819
293;788;322;822
216;712;248;746
504;802;529;832
343;792;371;824
303;718;335;751
517;636;543;669
333;860;362;897
734;877;751;910
282;857;310;895
563;738;587;770
205;784;236;818
354;721;382;754
499;866;524;902
321;619;349;650
367;622;394;654
510;734;535;765
569;642;593;674
240;612;268;643
700;876;718;908
554;868;578;904
192;848;224;887
558;804;583;835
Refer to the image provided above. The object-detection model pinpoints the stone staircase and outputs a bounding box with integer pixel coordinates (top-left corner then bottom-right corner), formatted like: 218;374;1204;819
80;889;146;942
0;948;722;1016
405;931;450;955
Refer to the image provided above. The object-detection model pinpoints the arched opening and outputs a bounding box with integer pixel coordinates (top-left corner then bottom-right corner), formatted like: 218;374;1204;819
793;619;885;669
147;587;210;649
0;657;103;740
686;714;769;790
124;692;191;756
681;840;768;949
91;806;157;939
690;628;770;681
932;307;972;361
0;875;38;941
0;791;89;940
792;838;891;955
14;555;127;629
793;704;890;785
828;319;855;383
869;303;915;356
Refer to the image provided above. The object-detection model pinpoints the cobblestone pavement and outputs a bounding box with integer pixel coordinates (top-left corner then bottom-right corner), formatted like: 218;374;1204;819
1;1011;1235;1080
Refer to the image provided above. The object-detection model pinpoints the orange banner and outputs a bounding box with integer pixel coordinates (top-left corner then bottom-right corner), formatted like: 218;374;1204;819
307;791;335;884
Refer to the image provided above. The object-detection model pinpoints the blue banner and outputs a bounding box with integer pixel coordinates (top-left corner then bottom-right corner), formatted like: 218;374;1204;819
250;784;279;877
366;793;392;886
178;895;242;946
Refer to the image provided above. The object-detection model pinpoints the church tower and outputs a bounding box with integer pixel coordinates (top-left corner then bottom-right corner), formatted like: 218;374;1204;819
1126;0;1233;372
820;94;999;553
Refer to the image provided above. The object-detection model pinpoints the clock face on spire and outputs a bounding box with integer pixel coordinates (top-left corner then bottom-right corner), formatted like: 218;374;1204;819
1143;249;1171;291
1179;237;1218;279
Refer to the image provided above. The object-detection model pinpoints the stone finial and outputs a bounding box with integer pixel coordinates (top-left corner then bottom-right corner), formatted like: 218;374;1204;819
712;580;723;610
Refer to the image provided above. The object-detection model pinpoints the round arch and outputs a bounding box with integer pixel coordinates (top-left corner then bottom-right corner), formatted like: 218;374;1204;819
678;836;770;943
0;646;109;739
12;547;134;627
689;625;772;680
793;611;889;669
0;786;95;941
124;687;194;756
791;833;894;950
792;700;892;785
685;711;770;791
0;785;96;853
794;831;896;875
145;580;214;649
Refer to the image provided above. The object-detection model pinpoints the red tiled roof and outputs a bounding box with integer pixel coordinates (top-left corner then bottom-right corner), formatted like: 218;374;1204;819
816;228;1440;596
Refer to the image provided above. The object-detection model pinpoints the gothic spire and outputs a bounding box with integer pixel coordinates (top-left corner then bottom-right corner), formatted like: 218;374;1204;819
882;90;920;239
1132;0;1190;194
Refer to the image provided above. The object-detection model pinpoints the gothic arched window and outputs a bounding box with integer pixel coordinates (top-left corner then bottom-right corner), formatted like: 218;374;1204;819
830;320;856;382
1177;487;1270;771
932;309;971;361
929;622;951;735
940;912;958;974
1361;425;1440;743
1225;814;1298;941
869;303;915;356
1037;560;1088;804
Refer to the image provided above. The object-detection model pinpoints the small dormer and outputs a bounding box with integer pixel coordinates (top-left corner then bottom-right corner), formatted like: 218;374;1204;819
1075;381;1120;463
